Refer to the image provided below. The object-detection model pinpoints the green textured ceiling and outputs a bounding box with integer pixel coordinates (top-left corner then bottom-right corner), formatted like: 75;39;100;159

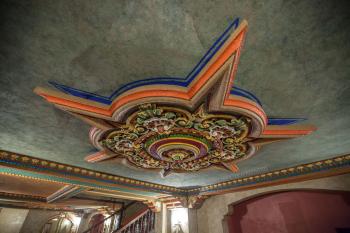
0;0;349;187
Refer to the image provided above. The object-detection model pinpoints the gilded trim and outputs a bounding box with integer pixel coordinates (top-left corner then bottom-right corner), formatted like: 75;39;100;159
189;154;350;195
0;150;186;195
0;150;349;204
0;191;46;202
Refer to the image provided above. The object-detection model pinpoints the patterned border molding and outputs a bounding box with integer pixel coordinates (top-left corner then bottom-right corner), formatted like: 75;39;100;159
0;191;46;202
0;150;186;195
0;150;349;203
189;154;350;195
0;202;77;212
0;191;78;212
0;167;163;199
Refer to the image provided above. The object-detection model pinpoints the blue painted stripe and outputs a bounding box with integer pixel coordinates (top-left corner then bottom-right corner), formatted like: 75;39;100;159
107;18;241;98
49;81;112;105
230;87;262;106
267;118;306;125
49;18;263;105
50;81;262;106
182;18;240;84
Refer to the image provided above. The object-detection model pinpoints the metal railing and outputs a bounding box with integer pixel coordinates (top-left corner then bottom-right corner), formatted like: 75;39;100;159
114;208;155;233
83;201;136;233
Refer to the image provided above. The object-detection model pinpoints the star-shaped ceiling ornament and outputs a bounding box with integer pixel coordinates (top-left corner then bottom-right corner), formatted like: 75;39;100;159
35;18;316;177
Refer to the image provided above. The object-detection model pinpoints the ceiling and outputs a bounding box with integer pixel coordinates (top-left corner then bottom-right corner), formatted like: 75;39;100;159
0;172;127;211
0;174;63;197
0;0;349;187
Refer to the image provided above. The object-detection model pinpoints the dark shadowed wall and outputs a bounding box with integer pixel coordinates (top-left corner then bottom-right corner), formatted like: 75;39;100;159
226;191;350;233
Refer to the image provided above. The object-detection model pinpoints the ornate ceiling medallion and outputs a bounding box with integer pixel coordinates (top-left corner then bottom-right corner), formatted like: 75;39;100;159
100;104;251;175
34;18;316;176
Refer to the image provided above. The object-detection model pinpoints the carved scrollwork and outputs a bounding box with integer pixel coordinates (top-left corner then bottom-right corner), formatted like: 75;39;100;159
100;104;251;173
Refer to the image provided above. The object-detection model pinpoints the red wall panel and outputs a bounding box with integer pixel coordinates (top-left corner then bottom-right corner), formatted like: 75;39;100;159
226;191;350;233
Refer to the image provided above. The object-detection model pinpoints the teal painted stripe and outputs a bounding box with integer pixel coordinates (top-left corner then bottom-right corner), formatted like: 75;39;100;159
0;158;184;195
192;159;350;195
0;167;159;197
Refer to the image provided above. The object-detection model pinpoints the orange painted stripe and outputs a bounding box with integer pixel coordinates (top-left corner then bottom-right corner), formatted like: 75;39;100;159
108;29;247;112
225;31;246;100
109;90;189;112
85;151;107;162
37;26;248;117
262;129;314;135
187;30;246;97
41;87;268;129
40;91;189;116
224;98;267;124
41;94;111;116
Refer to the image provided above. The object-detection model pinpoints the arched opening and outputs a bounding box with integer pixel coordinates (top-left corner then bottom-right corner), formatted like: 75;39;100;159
41;213;80;233
88;213;106;233
224;190;350;233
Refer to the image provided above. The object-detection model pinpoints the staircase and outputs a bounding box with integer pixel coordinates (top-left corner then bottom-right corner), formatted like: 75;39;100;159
115;208;155;233
82;202;155;233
